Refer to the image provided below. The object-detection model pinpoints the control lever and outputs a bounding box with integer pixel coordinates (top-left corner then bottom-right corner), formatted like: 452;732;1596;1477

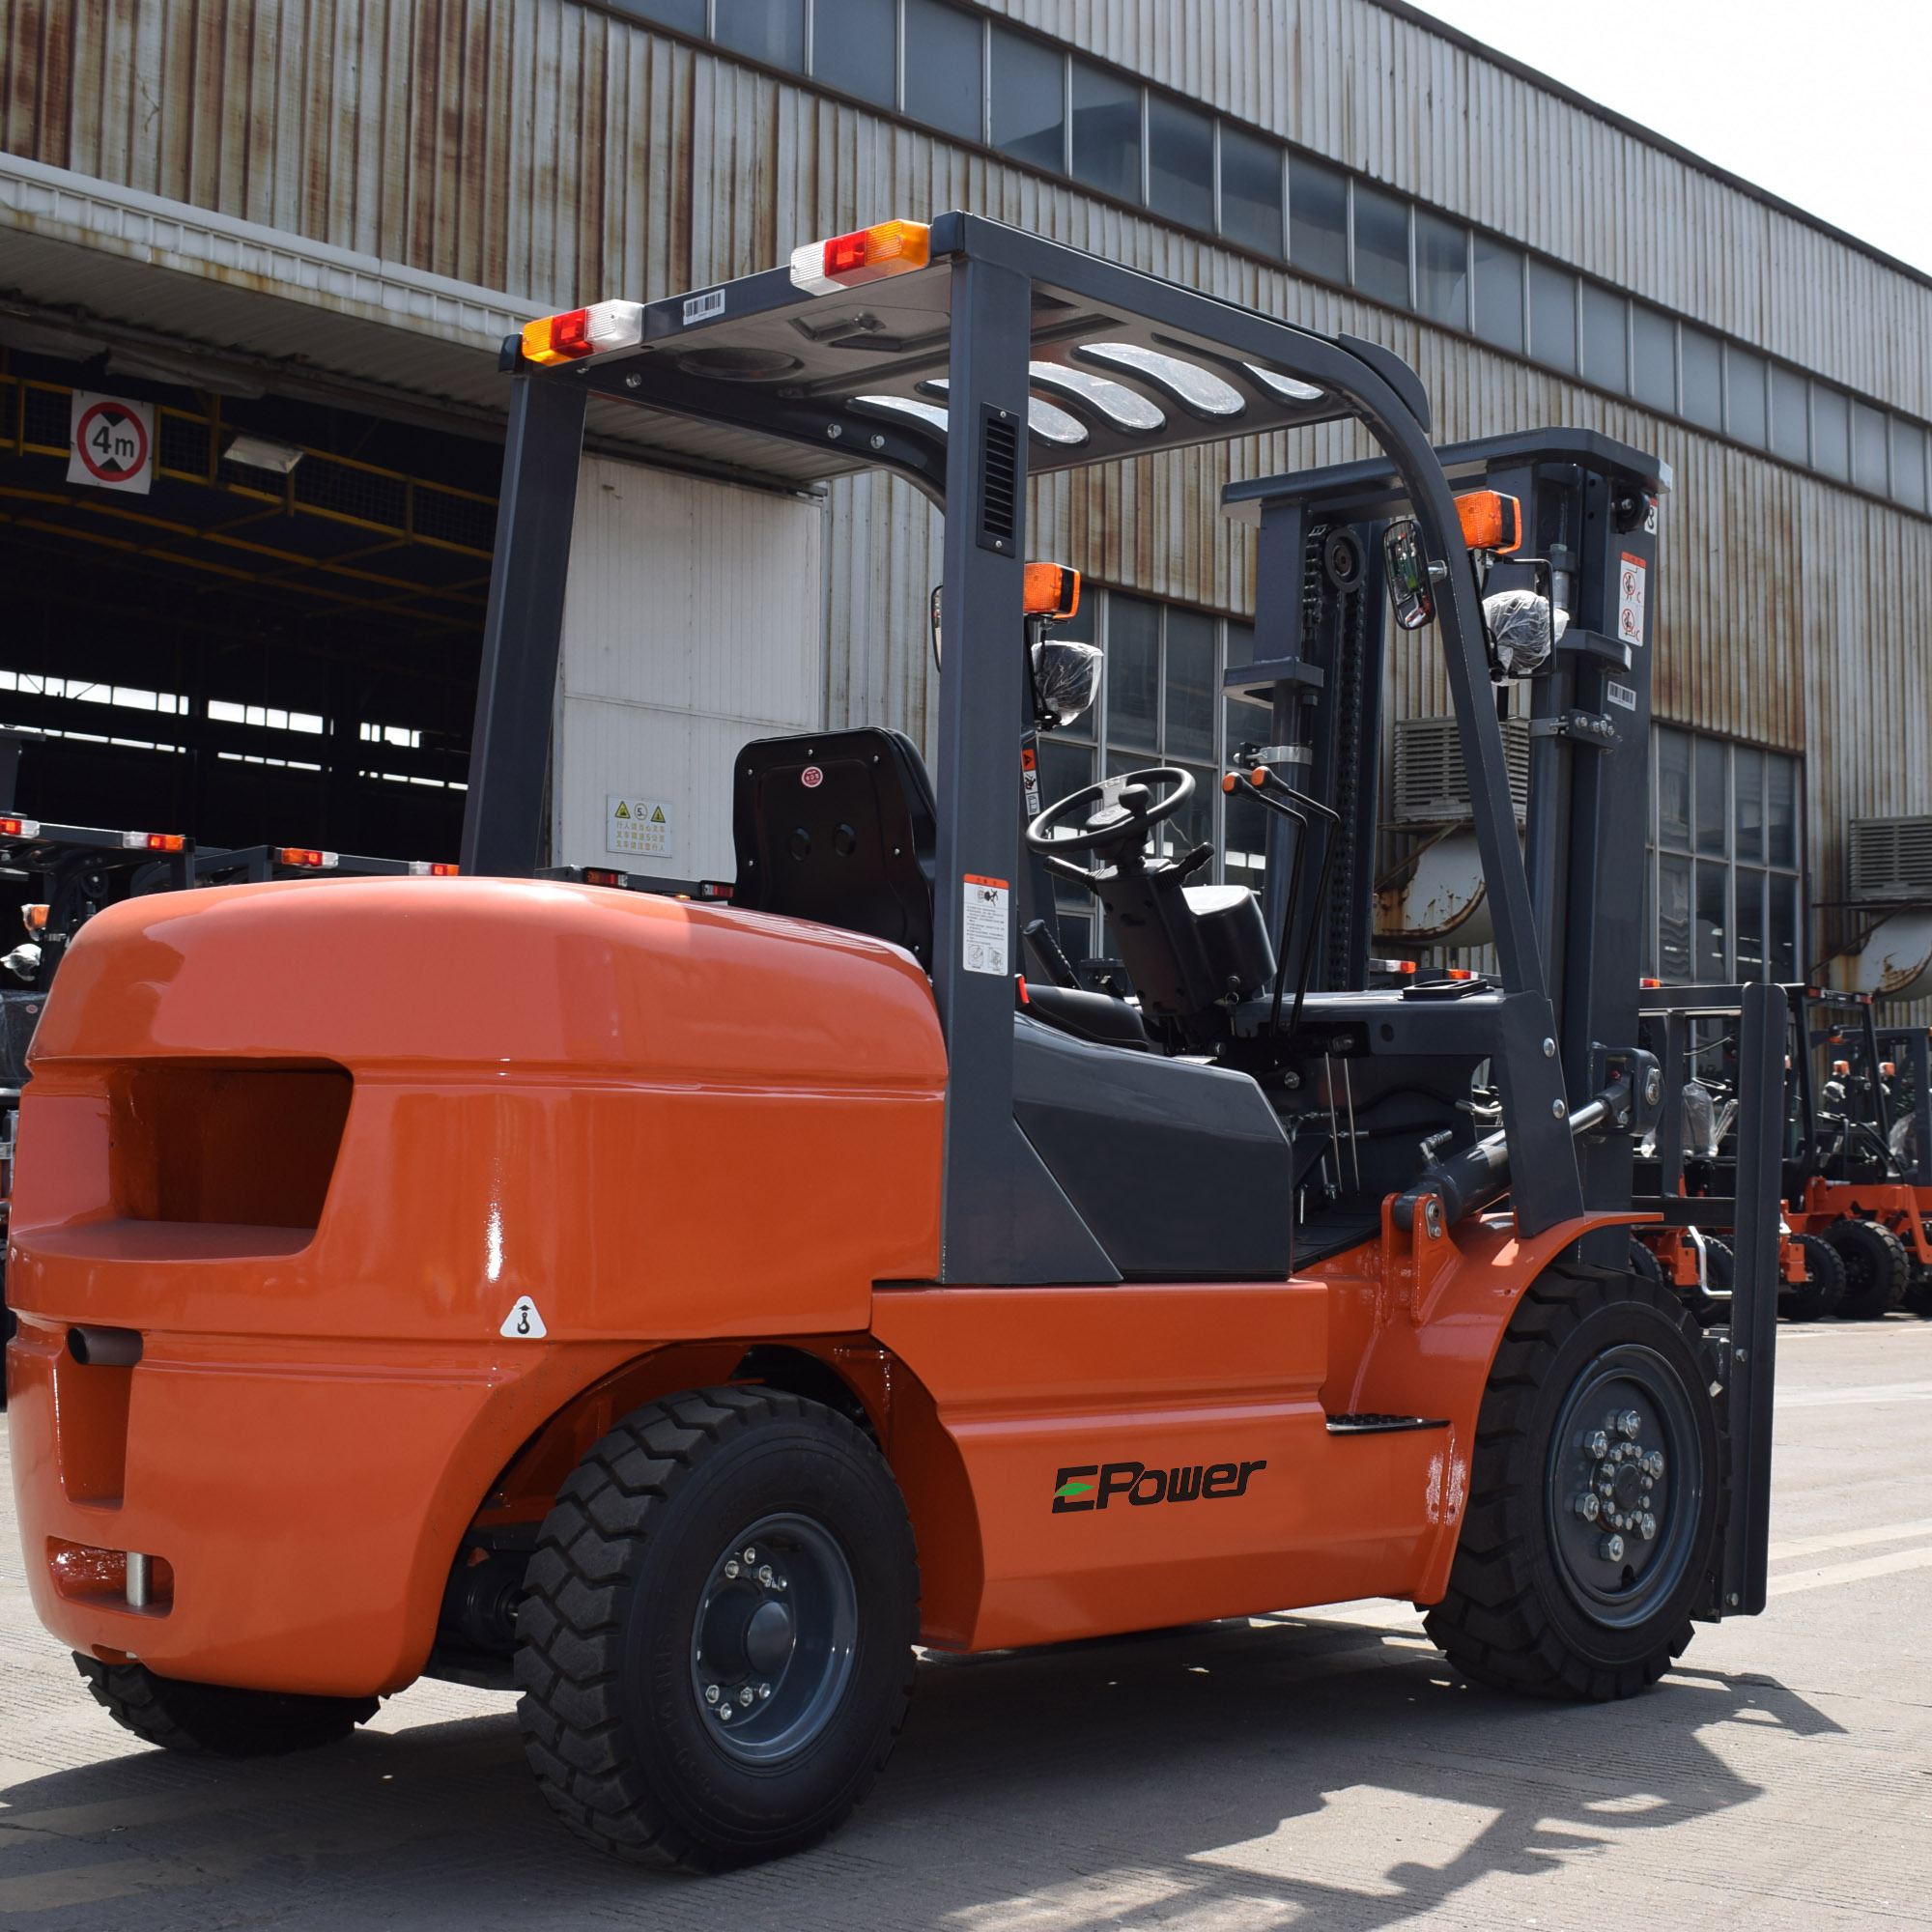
1022;918;1080;989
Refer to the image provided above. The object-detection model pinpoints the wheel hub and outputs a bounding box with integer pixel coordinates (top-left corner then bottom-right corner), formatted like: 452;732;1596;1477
1547;1347;1700;1627
689;1513;857;1766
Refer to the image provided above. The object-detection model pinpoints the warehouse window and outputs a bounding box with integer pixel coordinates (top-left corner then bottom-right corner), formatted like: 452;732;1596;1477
1811;386;1851;481
1352;185;1411;308
1894;421;1930;514
902;0;981;141
1147;97;1214;229
1034;591;1260;958
621;0;706;31
1580;282;1627;392
1650;727;1802;985
1771;364;1810;465
1528;260;1577;373
1726;346;1767;447
1219;126;1284;256
1289;156;1350;284
1852;402;1890;497
1680;327;1723;432
990;25;1063;169
1070;60;1141;199
1631;306;1677;412
1472;237;1524;354
1414;212;1468;329
810;0;895;106
713;0;804;70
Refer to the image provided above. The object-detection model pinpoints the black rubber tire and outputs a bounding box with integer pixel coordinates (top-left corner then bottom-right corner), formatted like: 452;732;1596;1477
72;1654;377;1755
1824;1218;1909;1320
1627;1237;1664;1289
1423;1267;1724;1701
516;1385;919;1873
1782;1234;1847;1322
1696;1238;1734;1328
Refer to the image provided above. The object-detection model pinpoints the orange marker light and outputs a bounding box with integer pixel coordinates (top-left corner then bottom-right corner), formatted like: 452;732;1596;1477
1882;1061;1897;1077
1455;490;1523;554
1447;968;1475;980
1833;1060;1851;1077
520;299;645;367
22;903;47;932
582;868;625;889
0;815;40;838
274;847;339;869
1023;562;1081;621
789;220;931;295
122;831;185;852
409;862;460;877
1640;977;1662;987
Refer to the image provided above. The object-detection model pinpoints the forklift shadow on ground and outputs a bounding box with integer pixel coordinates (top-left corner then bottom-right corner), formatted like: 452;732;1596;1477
0;1614;1833;1926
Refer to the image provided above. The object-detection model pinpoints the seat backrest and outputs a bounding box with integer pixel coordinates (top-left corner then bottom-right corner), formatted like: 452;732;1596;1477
731;727;937;969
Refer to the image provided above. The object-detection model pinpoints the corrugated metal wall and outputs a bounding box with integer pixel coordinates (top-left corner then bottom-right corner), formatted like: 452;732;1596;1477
7;0;1931;914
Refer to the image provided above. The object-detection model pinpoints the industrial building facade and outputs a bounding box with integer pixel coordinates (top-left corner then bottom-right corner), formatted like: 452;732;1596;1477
2;0;1929;988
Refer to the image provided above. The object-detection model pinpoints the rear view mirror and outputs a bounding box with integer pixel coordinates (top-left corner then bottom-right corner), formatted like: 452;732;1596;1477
1383;520;1435;631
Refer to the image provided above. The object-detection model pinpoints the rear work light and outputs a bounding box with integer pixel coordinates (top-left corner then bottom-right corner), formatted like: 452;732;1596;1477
789;220;930;296
275;847;338;869
123;831;185;852
1456;490;1523;554
409;861;459;876
520;299;645;367
0;815;39;838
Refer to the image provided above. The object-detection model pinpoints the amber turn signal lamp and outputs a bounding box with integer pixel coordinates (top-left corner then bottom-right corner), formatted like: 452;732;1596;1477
1455;490;1523;554
1023;563;1081;620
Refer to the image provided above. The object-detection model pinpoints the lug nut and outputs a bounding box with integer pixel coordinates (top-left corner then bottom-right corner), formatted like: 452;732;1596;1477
757;1683;772;1700
704;1684;720;1704
1600;1534;1626;1562
724;1560;740;1579
1640;1513;1658;1541
743;1548;757;1564
720;1703;732;1719
1586;1430;1609;1459
1644;1450;1665;1478
757;1564;774;1586
1618;1409;1643;1438
738;1686;753;1707
1574;1493;1601;1522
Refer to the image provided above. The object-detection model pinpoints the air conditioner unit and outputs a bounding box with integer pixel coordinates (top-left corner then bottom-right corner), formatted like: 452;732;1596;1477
1848;815;1932;901
1391;716;1530;825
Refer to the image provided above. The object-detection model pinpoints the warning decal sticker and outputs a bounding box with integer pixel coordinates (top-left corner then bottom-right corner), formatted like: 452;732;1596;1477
962;874;1009;977
68;391;155;495
1616;554;1648;648
499;1295;548;1339
607;794;674;862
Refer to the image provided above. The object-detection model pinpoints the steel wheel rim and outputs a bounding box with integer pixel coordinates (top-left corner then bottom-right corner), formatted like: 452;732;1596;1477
689;1511;858;1766
1545;1343;1703;1630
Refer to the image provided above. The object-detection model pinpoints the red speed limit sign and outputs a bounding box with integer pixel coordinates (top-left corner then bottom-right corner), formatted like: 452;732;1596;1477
68;391;155;495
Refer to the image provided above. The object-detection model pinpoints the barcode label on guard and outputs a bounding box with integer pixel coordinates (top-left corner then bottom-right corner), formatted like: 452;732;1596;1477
682;289;725;326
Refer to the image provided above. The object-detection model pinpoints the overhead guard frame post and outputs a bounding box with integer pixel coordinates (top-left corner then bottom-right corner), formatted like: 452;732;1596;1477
460;372;588;877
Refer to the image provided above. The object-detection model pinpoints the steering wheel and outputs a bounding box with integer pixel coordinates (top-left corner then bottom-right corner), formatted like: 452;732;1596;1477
1024;766;1195;858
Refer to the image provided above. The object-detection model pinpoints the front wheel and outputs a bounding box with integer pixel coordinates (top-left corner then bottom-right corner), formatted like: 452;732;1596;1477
516;1386;919;1872
1782;1234;1847;1322
1424;1268;1724;1701
1825;1217;1908;1320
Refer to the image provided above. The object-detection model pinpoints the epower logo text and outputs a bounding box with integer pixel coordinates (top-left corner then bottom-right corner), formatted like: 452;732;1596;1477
1052;1457;1266;1512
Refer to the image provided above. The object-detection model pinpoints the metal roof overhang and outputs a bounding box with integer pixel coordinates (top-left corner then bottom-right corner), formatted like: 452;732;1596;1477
0;154;833;489
471;213;1587;1274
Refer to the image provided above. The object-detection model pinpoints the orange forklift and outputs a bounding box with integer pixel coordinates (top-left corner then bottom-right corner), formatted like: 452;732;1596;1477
6;216;1782;1872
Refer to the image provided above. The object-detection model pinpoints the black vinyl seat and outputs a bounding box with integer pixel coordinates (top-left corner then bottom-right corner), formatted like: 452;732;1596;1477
731;727;937;968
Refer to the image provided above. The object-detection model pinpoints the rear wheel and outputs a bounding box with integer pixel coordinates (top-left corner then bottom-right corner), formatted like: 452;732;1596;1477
1781;1235;1847;1322
1424;1267;1723;1700
73;1655;376;1755
1824;1218;1908;1320
516;1385;918;1872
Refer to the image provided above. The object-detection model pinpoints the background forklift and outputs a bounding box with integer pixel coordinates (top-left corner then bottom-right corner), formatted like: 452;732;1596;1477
9;215;1781;1874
